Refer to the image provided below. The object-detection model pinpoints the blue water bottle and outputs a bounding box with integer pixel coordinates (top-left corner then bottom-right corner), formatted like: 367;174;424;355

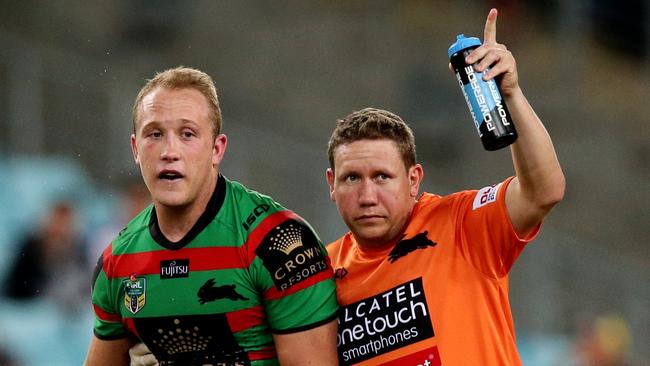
448;34;517;151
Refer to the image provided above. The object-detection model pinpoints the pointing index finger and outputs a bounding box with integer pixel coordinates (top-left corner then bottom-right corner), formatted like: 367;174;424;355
483;8;498;44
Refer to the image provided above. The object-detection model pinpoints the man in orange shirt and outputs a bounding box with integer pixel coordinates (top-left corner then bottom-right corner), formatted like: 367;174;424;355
325;9;565;365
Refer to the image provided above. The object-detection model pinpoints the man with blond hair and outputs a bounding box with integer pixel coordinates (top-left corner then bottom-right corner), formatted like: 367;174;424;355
85;67;339;366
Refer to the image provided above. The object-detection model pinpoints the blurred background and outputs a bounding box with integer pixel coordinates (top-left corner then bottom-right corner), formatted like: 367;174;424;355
0;0;648;365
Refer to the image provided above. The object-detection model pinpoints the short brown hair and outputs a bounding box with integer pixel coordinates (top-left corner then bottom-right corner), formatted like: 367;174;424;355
132;66;222;137
327;107;417;171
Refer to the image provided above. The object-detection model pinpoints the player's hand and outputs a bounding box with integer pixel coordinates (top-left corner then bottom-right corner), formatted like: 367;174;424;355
129;342;159;366
465;8;519;97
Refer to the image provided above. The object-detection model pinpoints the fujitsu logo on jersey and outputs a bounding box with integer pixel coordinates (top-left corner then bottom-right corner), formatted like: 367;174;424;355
160;259;189;279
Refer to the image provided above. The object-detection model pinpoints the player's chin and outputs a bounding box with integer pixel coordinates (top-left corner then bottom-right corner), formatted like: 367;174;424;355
353;225;392;244
152;191;189;208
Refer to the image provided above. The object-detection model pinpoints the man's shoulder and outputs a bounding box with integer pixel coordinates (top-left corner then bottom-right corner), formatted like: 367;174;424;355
419;178;514;207
326;232;351;248
326;232;353;263
225;178;286;215
223;178;324;254
418;191;469;204
415;189;478;212
109;206;153;252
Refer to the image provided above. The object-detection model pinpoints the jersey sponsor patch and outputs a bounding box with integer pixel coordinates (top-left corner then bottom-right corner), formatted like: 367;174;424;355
160;259;189;279
337;278;434;365
133;314;251;365
472;182;502;210
123;274;146;314
255;219;328;291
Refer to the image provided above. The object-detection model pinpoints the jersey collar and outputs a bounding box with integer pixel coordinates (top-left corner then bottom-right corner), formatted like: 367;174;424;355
149;174;227;250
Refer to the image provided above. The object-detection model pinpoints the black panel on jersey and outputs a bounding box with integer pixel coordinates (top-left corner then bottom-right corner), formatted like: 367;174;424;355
255;219;328;292
91;252;104;291
149;174;227;250
133;314;251;365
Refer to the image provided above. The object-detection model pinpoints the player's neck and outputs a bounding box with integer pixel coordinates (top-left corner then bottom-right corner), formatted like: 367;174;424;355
355;235;399;253
354;208;416;253
155;176;218;243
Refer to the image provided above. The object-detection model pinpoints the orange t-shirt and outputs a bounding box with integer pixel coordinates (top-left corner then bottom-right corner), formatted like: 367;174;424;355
328;177;540;365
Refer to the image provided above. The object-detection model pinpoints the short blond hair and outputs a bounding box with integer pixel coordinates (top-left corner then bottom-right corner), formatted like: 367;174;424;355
132;66;222;137
327;108;417;171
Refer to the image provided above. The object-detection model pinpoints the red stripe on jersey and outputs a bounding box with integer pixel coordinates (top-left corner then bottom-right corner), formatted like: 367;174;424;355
226;305;266;333
263;267;334;300
123;317;140;339
101;242;113;275
244;210;301;261
104;246;245;278
248;346;277;361
93;303;122;323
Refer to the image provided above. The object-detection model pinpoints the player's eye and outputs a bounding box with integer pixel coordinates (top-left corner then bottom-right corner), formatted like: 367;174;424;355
344;175;359;183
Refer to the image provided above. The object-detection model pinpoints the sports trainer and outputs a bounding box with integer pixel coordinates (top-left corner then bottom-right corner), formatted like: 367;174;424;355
326;9;564;365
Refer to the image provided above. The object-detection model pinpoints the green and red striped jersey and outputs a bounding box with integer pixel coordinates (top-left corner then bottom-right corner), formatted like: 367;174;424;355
91;175;338;365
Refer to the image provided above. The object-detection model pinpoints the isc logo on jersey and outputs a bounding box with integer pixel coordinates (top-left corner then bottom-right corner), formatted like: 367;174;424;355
472;182;502;210
123;274;146;314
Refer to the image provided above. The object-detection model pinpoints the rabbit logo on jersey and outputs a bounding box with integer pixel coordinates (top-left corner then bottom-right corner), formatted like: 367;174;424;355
337;278;434;365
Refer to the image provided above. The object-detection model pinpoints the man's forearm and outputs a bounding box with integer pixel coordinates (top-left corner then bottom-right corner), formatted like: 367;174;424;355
502;87;565;236
507;87;565;206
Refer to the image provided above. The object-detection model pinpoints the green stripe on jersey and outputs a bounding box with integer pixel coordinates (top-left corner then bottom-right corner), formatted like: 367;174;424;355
91;175;337;364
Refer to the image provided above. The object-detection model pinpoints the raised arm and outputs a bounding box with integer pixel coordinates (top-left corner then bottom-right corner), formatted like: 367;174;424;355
273;319;339;365
466;9;565;236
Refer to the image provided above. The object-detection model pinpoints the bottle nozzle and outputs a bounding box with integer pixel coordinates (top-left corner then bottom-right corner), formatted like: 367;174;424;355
448;34;481;58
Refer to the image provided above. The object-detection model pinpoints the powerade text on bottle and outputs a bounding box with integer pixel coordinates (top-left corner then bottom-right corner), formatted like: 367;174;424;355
448;34;517;151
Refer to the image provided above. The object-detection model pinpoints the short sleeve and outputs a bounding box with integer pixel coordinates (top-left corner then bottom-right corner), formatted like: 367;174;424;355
457;177;541;278
250;216;338;333
91;247;128;340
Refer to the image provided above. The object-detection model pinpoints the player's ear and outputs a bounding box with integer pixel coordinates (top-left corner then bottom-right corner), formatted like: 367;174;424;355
212;134;228;167
131;134;140;165
326;168;336;202
408;164;424;198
